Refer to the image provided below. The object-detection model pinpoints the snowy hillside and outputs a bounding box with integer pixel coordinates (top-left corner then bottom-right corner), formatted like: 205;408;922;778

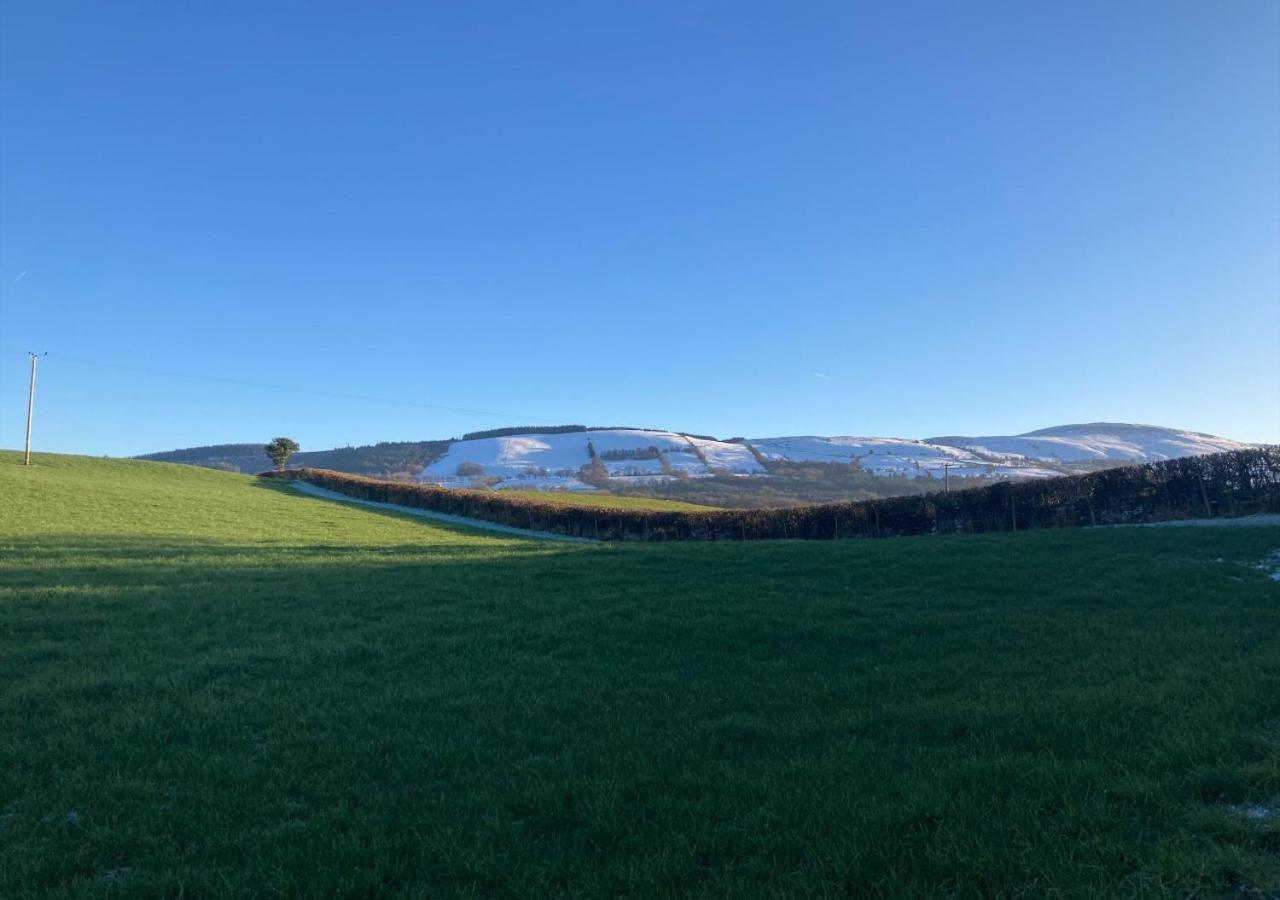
417;423;1254;492
748;436;1061;479
926;423;1253;463
420;429;764;491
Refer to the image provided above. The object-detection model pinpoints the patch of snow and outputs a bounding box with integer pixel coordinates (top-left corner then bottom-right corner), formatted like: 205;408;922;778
422;433;591;481
929;423;1253;464
750;435;970;467
686;437;767;474
601;457;666;477
585;429;694;456
750;423;1254;480
586;430;709;477
748;435;1057;479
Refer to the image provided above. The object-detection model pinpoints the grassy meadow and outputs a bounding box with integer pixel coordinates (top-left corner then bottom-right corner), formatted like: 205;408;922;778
1;451;1278;897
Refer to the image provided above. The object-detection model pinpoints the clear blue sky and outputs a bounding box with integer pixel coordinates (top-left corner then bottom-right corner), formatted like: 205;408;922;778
2;1;1277;456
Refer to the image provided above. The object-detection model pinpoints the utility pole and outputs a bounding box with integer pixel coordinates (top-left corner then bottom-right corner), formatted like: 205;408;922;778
943;462;950;493
23;352;42;466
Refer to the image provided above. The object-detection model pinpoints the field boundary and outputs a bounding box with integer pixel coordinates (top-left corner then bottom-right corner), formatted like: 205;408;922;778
289;481;598;543
261;447;1280;542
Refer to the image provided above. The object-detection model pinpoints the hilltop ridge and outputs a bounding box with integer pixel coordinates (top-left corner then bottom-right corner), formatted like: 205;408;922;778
136;422;1255;507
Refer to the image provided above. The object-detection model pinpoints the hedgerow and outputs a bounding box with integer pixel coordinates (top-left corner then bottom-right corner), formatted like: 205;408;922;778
262;447;1279;542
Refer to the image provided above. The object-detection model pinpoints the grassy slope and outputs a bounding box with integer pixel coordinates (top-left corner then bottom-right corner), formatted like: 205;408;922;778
493;489;713;511
1;452;1278;898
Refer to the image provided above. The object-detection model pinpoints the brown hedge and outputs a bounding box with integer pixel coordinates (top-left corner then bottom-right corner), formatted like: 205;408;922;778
261;447;1280;542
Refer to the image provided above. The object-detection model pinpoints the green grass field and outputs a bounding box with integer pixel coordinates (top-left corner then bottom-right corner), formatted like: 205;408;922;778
2;451;1278;898
488;489;712;511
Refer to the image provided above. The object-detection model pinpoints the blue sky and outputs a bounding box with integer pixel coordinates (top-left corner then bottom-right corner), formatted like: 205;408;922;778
2;1;1277;456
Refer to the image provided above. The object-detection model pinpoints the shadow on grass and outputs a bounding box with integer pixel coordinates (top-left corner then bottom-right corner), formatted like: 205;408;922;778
0;529;598;603
1;529;1279;897
0;533;571;560
249;475;590;545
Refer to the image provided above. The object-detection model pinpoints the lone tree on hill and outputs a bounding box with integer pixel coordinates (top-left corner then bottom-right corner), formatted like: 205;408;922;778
265;437;300;472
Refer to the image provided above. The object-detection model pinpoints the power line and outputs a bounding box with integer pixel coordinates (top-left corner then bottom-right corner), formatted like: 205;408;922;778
4;349;565;424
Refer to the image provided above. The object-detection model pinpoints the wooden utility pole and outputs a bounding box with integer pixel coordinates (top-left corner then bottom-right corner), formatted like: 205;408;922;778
23;352;40;466
943;462;950;493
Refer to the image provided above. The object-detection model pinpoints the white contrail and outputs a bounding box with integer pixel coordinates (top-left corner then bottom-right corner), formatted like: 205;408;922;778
813;372;831;380
12;271;26;285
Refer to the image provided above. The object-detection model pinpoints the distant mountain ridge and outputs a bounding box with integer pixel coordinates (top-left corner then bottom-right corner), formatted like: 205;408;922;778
138;423;1255;502
137;440;449;477
925;423;1247;463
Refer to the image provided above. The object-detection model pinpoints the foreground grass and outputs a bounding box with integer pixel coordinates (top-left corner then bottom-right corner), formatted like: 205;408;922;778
1;451;1278;898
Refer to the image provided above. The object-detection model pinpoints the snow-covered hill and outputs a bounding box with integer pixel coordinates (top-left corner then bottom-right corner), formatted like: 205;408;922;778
926;423;1253;463
418;423;1253;492
420;429;765;491
748;436;1062;479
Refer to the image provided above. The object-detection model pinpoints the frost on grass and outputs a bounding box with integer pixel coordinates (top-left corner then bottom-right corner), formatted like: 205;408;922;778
1219;549;1280;582
1249;549;1280;582
1231;803;1279;823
